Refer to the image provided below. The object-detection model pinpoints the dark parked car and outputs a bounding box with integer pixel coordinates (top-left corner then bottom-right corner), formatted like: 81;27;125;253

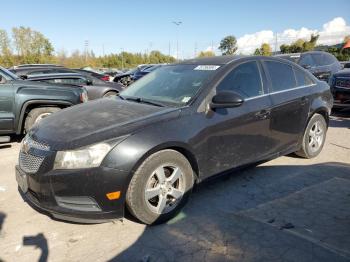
0;66;87;142
113;65;158;86
27;73;123;99
10;66;111;82
329;69;350;109
16;56;332;225
340;61;350;69
274;53;301;63
276;51;342;82
131;64;164;82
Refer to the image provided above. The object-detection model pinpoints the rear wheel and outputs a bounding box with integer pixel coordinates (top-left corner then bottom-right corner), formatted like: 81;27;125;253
24;107;60;132
295;113;327;158
126;150;194;225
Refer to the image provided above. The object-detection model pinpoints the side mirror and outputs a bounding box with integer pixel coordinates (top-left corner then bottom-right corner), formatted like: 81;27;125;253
210;91;244;109
86;79;93;85
302;64;311;70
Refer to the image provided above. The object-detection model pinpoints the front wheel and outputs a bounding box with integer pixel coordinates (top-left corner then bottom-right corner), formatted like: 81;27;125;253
24;107;60;132
126;150;194;225
295;113;327;158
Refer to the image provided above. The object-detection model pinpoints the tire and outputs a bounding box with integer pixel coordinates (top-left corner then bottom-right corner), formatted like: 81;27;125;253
103;91;118;98
24;107;60;132
295;113;327;158
126;149;194;225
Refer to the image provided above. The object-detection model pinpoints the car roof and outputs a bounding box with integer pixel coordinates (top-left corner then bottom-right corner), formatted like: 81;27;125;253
275;53;301;57
177;55;246;65
12;64;63;69
28;73;84;79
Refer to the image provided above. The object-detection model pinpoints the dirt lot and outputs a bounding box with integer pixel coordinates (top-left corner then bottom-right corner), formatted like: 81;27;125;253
0;113;349;262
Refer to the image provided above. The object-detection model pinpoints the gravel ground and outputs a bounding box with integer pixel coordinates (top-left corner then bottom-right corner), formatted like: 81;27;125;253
0;113;349;262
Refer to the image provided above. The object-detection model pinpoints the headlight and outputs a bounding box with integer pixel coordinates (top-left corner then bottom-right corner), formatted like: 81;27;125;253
54;143;111;169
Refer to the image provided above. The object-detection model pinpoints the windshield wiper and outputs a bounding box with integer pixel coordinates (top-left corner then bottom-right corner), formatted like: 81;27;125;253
124;96;165;107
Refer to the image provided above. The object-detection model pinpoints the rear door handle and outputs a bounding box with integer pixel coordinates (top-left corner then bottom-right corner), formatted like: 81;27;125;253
255;109;270;119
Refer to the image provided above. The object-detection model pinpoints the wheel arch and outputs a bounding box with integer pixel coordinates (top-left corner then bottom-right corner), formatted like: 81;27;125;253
132;142;200;183
16;100;73;134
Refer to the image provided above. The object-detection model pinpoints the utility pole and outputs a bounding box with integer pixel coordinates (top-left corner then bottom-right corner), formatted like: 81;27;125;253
168;41;171;57
84;40;89;65
274;33;278;53
194;42;198;58
172;21;182;61
120;48;124;70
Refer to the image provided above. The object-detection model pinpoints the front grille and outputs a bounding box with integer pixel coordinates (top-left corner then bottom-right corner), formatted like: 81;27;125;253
335;78;350;88
19;152;44;174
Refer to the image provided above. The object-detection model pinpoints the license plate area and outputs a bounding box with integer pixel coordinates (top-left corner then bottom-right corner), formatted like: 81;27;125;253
16;167;28;193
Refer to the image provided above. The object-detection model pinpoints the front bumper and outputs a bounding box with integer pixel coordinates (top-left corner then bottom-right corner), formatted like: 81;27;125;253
16;164;130;223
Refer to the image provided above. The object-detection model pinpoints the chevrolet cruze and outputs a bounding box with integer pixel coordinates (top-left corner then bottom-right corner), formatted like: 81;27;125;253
16;56;333;224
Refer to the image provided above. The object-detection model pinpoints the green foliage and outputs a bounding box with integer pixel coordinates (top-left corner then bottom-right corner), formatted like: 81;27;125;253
254;43;271;56
0;26;175;69
197;50;215;58
0;29;13;67
280;34;319;53
219;35;237;55
12;26;54;64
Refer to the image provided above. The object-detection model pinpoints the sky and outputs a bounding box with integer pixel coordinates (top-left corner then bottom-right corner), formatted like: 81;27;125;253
1;0;350;58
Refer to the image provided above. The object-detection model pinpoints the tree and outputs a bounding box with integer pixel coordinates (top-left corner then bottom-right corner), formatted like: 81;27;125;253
279;34;319;54
12;26;54;64
219;36;237;55
253;48;261;55
0;29;13;66
197;50;215;57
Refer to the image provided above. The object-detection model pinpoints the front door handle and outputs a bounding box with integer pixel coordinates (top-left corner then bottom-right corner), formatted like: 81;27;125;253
255;109;270;119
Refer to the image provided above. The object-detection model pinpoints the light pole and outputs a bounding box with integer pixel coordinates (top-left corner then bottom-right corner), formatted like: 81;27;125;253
172;21;182;60
120;48;124;70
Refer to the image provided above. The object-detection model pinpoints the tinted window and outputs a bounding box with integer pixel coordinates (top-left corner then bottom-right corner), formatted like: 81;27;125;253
312;54;329;66
44;78;86;85
299;54;314;67
265;61;296;92
294;67;314;86
217;61;263;98
323;53;336;65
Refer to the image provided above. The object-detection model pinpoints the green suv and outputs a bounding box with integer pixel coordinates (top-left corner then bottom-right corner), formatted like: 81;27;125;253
0;66;87;142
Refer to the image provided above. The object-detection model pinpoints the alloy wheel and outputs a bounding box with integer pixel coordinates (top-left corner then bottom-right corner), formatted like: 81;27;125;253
144;165;186;214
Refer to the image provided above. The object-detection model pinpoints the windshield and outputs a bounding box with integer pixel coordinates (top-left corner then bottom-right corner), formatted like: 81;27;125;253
121;64;219;106
0;67;20;80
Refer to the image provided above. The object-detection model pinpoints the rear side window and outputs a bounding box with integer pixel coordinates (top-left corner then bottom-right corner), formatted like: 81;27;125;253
45;78;86;85
311;53;331;66
217;61;263;98
299;54;314;67
265;61;297;92
323;53;336;65
294;67;314;86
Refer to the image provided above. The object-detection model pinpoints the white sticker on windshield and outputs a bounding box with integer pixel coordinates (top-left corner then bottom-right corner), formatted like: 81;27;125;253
194;65;220;71
182;97;191;103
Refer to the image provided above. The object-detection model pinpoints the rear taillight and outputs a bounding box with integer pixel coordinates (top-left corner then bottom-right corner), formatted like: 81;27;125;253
80;90;89;103
101;75;110;81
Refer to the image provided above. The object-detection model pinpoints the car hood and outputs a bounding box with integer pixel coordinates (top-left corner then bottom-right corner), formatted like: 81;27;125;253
30;98;180;150
333;69;350;78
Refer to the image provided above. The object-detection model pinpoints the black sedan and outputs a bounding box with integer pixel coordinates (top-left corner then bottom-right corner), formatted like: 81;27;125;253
27;73;123;100
16;56;332;224
329;69;350;109
275;51;342;82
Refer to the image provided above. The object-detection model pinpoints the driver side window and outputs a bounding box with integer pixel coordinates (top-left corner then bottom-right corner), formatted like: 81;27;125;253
216;61;263;98
0;72;7;84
